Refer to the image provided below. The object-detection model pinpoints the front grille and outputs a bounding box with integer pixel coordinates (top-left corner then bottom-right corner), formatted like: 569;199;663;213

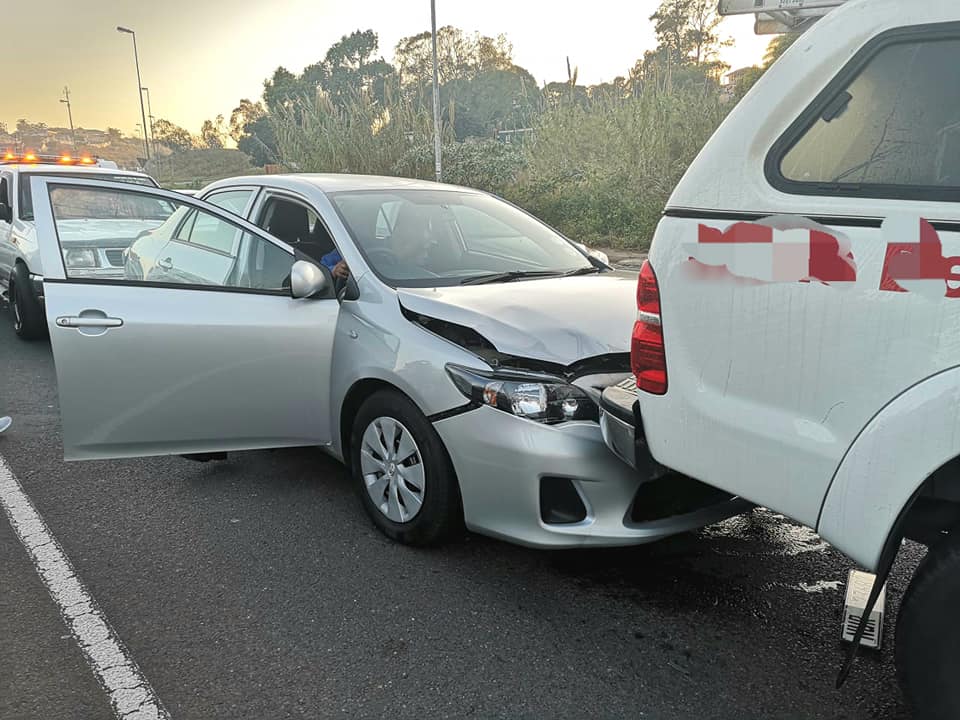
104;249;125;267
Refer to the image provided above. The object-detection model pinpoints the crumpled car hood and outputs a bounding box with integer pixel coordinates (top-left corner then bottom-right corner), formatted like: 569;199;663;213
397;273;637;366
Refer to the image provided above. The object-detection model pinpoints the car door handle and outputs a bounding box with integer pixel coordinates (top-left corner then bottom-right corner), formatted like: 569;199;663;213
157;257;173;270
55;316;123;328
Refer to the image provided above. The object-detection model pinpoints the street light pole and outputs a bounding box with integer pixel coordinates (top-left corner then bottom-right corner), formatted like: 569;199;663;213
141;87;161;181
140;87;155;155
59;86;76;150
116;26;150;163
430;0;442;183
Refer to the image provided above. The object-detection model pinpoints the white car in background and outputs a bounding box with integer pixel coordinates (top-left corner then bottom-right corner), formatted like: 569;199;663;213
0;154;160;338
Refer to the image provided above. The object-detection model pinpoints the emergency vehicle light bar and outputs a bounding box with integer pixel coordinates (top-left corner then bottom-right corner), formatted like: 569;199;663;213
718;0;851;34
1;152;98;166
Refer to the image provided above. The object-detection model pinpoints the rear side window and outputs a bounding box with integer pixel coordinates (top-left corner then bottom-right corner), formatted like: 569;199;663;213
204;189;253;216
769;25;960;201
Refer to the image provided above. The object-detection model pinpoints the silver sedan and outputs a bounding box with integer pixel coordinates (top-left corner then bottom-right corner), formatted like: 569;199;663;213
28;173;748;547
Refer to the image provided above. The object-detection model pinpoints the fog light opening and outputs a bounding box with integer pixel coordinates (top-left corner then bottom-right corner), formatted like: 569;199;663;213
540;477;588;525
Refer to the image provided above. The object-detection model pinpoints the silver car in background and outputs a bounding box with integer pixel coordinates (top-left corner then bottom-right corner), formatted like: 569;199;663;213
29;173;748;547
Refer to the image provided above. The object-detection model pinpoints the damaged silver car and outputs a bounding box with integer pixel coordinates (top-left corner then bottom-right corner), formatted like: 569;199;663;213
29;173;749;547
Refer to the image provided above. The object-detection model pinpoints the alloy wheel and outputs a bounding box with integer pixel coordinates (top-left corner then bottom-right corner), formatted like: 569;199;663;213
360;416;425;523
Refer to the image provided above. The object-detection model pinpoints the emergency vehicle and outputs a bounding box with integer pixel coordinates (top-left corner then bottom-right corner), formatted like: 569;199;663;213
0;153;157;338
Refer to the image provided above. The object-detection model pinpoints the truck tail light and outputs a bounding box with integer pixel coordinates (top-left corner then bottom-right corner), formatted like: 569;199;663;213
631;260;667;395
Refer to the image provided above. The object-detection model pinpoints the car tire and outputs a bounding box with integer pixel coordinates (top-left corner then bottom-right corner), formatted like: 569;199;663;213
10;265;47;340
895;532;960;720
351;389;462;546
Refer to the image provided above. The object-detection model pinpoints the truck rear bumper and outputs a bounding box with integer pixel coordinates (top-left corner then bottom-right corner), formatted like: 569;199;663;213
599;381;754;527
600;380;667;478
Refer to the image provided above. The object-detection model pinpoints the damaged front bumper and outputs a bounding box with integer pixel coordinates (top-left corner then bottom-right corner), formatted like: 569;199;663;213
433;402;750;549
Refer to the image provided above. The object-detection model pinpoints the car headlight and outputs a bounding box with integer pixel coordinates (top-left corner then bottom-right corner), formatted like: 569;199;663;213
63;248;99;269
446;364;597;423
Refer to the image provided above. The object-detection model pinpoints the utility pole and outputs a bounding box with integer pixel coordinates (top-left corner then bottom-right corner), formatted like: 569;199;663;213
59;86;76;150
117;26;151;163
430;0;442;183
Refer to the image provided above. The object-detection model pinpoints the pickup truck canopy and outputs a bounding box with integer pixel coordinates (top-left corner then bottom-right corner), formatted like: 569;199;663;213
718;0;851;34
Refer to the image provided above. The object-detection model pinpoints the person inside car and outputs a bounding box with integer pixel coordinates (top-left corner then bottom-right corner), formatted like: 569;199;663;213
320;249;350;280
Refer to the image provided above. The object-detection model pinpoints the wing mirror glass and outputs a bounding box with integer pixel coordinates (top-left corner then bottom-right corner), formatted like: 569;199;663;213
290;259;330;299
0;202;11;223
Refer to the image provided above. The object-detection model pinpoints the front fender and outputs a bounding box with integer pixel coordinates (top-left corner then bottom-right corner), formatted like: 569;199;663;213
818;367;960;570
12;226;42;275
328;280;490;458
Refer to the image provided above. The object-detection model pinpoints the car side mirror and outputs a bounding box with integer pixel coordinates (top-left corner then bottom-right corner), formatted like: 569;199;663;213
574;241;609;267
588;248;610;266
290;259;330;299
0;202;11;223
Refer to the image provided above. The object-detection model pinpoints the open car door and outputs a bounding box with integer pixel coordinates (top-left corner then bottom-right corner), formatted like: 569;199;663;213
30;175;339;460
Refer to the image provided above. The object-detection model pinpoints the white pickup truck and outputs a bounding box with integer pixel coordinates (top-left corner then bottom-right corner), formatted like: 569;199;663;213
599;1;960;717
0;155;159;338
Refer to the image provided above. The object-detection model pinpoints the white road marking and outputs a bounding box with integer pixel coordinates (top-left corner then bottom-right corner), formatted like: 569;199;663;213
0;454;169;720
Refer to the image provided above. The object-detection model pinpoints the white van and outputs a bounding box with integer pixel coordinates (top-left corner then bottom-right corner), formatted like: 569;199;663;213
599;1;960;716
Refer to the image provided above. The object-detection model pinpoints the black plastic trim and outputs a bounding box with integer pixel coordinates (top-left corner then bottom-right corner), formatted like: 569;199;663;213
427;402;480;423
599;385;637;426
765;21;960;204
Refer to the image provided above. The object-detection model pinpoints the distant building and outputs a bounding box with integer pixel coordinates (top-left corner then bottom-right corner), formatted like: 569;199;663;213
723;67;758;87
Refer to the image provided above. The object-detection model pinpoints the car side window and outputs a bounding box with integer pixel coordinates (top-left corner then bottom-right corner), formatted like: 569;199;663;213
49;184;293;292
773;31;960;198
257;196;337;263
204;189;253;217
176;208;240;255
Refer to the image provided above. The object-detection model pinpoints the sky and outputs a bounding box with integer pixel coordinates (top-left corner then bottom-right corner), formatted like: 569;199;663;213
3;0;769;137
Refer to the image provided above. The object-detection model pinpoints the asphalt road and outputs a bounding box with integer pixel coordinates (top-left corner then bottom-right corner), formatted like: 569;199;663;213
0;307;923;720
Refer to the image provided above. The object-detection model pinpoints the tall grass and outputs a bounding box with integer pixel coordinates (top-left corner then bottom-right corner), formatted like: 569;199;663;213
508;81;730;248
271;80;730;249
272;90;448;176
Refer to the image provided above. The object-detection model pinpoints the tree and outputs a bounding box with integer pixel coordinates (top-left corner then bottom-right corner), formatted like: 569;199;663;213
649;0;727;69
302;29;395;108
152;118;194;152
764;33;799;67
229;99;266;143
394;27;512;91
107;127;122;141
16;119;47;135
237;116;277;166
199;115;227;149
0;121;7;135
442;66;538;139
263;66;309;113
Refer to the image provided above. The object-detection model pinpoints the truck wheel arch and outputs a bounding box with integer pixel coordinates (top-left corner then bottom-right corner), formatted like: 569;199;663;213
818;367;960;570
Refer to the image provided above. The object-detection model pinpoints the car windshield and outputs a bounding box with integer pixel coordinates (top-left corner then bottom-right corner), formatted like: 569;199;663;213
329;189;592;287
19;173;158;221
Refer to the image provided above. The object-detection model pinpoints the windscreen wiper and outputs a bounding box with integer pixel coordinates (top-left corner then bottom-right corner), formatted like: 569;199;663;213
460;270;566;285
563;266;602;276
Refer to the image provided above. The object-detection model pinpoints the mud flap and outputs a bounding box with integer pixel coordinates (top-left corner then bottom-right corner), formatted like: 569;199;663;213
835;487;922;687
